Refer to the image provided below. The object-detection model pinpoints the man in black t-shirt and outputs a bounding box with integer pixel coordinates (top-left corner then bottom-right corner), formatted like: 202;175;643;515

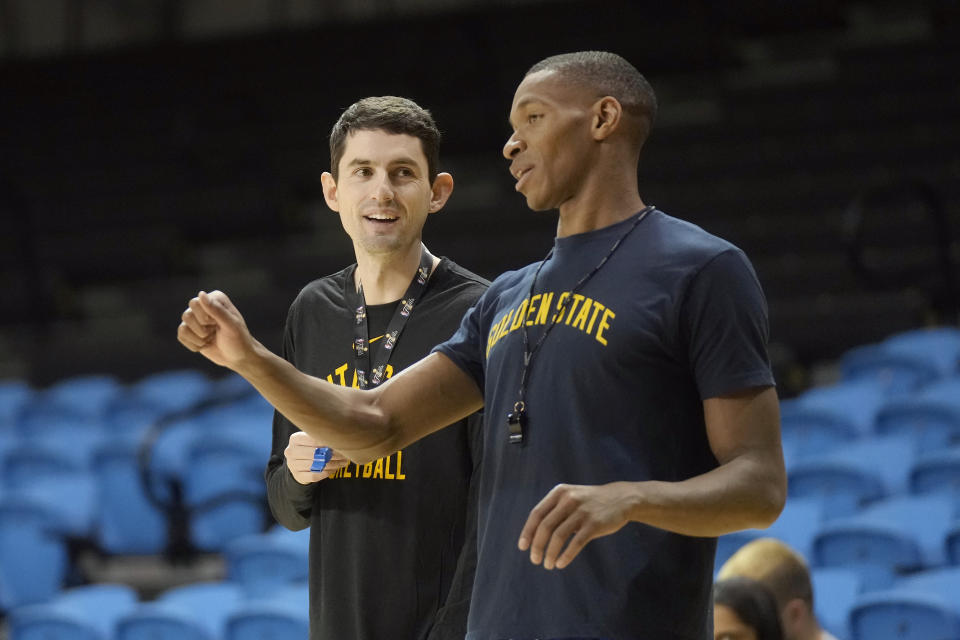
263;97;488;640
179;53;786;640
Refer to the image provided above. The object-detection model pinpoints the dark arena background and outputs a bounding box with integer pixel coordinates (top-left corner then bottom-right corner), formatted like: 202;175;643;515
1;1;959;639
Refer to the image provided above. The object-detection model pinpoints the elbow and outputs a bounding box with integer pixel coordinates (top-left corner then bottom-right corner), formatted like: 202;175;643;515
342;401;403;465
754;469;787;529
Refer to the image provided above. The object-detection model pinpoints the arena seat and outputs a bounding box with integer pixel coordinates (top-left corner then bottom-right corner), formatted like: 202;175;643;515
811;567;862;640
8;582;139;640
849;567;960;640
876;376;960;453
224;583;309;640
0;496;70;610
779;380;886;457
224;529;309;596
787;435;916;518
812;494;955;589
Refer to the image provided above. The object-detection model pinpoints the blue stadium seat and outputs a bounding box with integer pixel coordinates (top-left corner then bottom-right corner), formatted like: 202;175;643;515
8;582;139;640
0;380;33;428
129;369;214;415
1;443;98;538
780;380;886;457
910;446;960;510
224;583;309;640
812;495;955;589
883;327;960;378
0;496;70;610
41;374;123;422
946;524;960;566
788;435;916;518
812;567;862;640
183;439;268;552
117;581;244;640
91;440;169;555
225;530;309;596
849;567;960;640
876;376;960;453
840;344;941;393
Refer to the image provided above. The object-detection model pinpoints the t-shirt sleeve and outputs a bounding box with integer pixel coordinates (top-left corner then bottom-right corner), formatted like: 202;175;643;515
679;248;775;399
432;297;487;392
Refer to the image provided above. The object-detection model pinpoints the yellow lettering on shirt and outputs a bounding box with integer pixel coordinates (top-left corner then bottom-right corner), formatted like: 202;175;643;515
335;363;349;386
596;308;616;345
525;294;541;326
373;458;384;479
385;455;395;479
510;299;528;330
396;450;406;479
565;294;585;325
571;297;593;331
552;292;571;323
485;290;618;358
586;300;605;334
362;462;373;478
535;292;553;325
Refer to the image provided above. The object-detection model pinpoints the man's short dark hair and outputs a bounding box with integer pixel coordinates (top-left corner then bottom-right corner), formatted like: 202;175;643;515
527;51;657;143
329;96;441;182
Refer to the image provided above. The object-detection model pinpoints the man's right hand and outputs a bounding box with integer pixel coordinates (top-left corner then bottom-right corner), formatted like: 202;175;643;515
285;431;350;484
178;290;258;370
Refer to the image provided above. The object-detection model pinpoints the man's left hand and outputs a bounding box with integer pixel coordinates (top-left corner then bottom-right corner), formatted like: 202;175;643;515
518;482;636;570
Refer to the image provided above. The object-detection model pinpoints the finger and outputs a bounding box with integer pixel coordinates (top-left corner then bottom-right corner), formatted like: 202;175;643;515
181;307;213;338
289;431;320;446
188;296;216;326
198;290;238;326
177;323;212;351
518;491;557;553
554;527;593;570
528;501;574;566
542;513;583;570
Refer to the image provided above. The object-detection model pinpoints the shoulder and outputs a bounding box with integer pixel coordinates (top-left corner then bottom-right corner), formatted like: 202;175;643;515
644;209;743;266
425;258;490;310
287;265;355;317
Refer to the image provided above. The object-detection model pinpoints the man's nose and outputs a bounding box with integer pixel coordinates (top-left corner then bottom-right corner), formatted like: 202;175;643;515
372;173;394;201
503;135;524;160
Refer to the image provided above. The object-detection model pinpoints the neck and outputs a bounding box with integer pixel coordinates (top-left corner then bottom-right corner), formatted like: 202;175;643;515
555;161;645;237
354;242;437;305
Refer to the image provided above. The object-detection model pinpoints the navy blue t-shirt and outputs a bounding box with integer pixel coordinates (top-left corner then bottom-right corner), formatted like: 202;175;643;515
434;209;775;640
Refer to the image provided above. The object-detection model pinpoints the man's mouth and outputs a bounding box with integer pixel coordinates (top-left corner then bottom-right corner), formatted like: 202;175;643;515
364;213;399;224
514;167;532;191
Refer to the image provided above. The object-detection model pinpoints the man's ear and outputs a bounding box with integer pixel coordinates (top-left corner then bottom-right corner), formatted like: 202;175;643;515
781;598;806;632
591;96;623;141
428;172;455;213
320;172;339;212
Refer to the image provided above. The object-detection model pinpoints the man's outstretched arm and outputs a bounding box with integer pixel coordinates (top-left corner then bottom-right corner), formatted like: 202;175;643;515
178;290;484;463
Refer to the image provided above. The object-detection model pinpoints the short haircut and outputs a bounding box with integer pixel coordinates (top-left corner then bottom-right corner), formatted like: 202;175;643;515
526;51;657;143
714;577;785;640
329;96;441;182
717;538;815;610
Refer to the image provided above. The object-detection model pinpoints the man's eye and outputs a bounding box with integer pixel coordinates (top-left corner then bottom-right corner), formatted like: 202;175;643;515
355;167;372;176
528;114;542;123
395;168;414;177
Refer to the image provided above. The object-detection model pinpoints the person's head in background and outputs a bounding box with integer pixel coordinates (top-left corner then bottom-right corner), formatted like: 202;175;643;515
718;538;830;640
714;576;785;640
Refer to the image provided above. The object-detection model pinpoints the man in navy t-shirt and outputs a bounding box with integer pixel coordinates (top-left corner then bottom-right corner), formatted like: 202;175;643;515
178;51;787;640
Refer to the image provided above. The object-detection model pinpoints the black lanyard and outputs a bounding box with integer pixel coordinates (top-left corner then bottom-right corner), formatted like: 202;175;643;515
349;246;434;389
508;206;654;444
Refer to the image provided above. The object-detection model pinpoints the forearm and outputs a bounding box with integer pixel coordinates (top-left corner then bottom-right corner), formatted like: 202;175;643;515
625;453;785;537
237;340;397;463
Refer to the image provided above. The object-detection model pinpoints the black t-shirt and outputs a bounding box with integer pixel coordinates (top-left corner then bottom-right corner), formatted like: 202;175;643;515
435;209;775;640
265;258;489;640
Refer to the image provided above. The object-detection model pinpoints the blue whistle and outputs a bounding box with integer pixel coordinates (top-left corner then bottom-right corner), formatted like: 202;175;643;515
311;446;333;472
